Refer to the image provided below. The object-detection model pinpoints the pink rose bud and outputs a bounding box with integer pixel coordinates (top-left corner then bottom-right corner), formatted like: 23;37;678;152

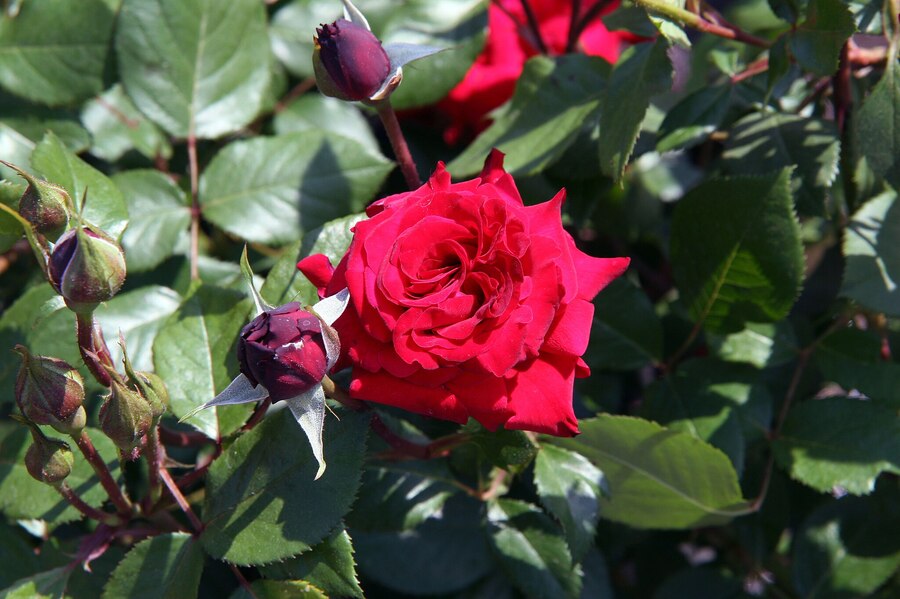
237;302;329;402
313;18;391;101
14;345;87;436
24;424;75;486
48;226;126;314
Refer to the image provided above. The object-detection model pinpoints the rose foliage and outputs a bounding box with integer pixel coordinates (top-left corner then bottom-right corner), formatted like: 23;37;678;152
0;0;899;598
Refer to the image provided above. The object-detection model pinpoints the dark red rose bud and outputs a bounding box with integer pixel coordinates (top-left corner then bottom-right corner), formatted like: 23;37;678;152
313;18;391;101
48;226;126;313
15;345;87;436
7;164;71;241
237;302;329;402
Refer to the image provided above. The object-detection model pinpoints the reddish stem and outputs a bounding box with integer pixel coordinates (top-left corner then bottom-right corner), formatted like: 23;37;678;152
374;100;421;190
371;414;470;460
160;464;204;533
158;426;215;447
519;0;549;54
75;312;114;387
57;483;119;524
241;397;272;432
145;427;164;506
566;0;582;53
73;430;132;515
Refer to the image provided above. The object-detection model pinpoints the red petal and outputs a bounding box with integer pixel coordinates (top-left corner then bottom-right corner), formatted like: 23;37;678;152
504;353;580;436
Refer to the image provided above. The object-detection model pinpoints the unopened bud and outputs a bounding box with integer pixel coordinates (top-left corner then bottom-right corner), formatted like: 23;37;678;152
24;426;75;486
48;225;126;313
98;378;153;453
120;341;169;422
313;19;391;102
14;345;86;436
237;302;329;401
3;163;70;241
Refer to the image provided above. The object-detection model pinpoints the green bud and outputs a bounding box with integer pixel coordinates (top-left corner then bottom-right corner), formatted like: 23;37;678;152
24;425;75;486
120;340;169;421
98;378;153;453
14;345;86;436
3;162;70;241
48;225;126;314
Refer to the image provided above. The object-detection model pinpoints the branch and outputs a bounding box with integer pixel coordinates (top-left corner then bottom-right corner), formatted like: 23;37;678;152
635;0;772;47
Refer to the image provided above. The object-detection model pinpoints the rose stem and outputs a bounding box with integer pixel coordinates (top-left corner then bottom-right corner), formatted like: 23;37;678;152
158;426;215;447
374;100;421;190
75;312;114;387
241;396;272;432
56;482;119;524
145;427;164;506
565;0;582;53
73;430;132;515
518;0;548;54
567;0;611;47
187;134;201;281
159;465;203;533
634;0;771;47
228;563;258;599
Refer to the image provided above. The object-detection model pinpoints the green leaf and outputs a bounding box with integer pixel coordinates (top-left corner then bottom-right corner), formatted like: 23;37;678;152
857;61;900;189
548;415;750;529
579;549;615;599
773;396;900;495
31;132;129;239
0;0;116;105
0;102;89;181
646;0;691;48
101;533;204;599
95;285;182;372
352;495;492;596
81;85;173;162
447;55;610;177
656;84;732;152
0;567;69;599
229;580;327;599
0;523;40;588
671;170;804;334
534;445;606;561
112;170;190;272
841;190;900;316
115;0;271;139
273;95;379;154
721;112;840;215
152;283;253;439
466;423;539;472
600;39;672;180
259;529;363;599
814;327;900;405
487;499;582;599
0;424;122;524
199;132;391;245
587;277;663;370
792;489;900;598
201;408;369;565
708;320;799;369
789;0;857;76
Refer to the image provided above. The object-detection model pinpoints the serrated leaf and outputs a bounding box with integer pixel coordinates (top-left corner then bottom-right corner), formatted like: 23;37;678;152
0;567;69;599
0;105;89;182
352;495;492;595
447;55;610;177
534;445;605;562
81;85;173;162
116;0;271;139
600;39;672;180
112;170;190;273
548;415;750;529
31;132;128;239
792;489;900;598
101;533;203;599
465;422;539;472
0;0;115;105
814;327;900;405
789;0;857;76
229;580;327;599
0;425;122;524
708;320;799;368
587;276;663;370
773;396;900;495
671;170;804;334
841;190;900;316
199;132;391;245
657;84;732;152
273;95;379;154
201;408;369;565
721;112;840;215
259;529;363;598
0;523;40;588
152;284;253;439
487;499;582;599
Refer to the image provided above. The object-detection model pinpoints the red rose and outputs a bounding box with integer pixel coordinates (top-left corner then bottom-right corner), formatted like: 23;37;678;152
298;151;628;436
439;0;631;144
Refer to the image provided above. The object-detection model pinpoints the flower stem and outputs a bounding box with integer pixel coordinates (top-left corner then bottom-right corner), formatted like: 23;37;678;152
145;427;163;506
519;0;548;54
160;464;204;533
241;396;271;432
56;482;119;525
566;0;582;53
634;0;771;47
73;430;132;515
374;100;421;190
370;413;470;460
75;312;114;387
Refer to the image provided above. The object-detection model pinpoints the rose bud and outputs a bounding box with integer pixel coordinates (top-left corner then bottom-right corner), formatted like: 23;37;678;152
313;18;392;102
98;377;153;453
132;371;169;422
237;302;329;402
48;225;126;314
14;345;87;436
3;163;71;241
24;424;75;486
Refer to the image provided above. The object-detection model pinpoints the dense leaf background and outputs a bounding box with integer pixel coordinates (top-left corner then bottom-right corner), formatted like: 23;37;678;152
1;0;899;598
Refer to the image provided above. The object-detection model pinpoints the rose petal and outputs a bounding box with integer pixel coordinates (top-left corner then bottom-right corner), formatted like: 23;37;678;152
297;254;335;296
350;369;470;424
543;298;595;357
504;353;580;437
573;254;631;301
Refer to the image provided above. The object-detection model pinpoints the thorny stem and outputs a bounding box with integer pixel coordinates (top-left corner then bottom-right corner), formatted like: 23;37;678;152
374;100;421;190
160;464;204;533
57;482;119;524
519;0;548;54
73;430;133;516
145;427;164;506
634;0;771;47
76;312;114;387
187;135;201;281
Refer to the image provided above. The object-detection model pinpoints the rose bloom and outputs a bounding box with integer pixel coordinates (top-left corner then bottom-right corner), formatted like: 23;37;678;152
440;0;631;143
298;151;629;436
